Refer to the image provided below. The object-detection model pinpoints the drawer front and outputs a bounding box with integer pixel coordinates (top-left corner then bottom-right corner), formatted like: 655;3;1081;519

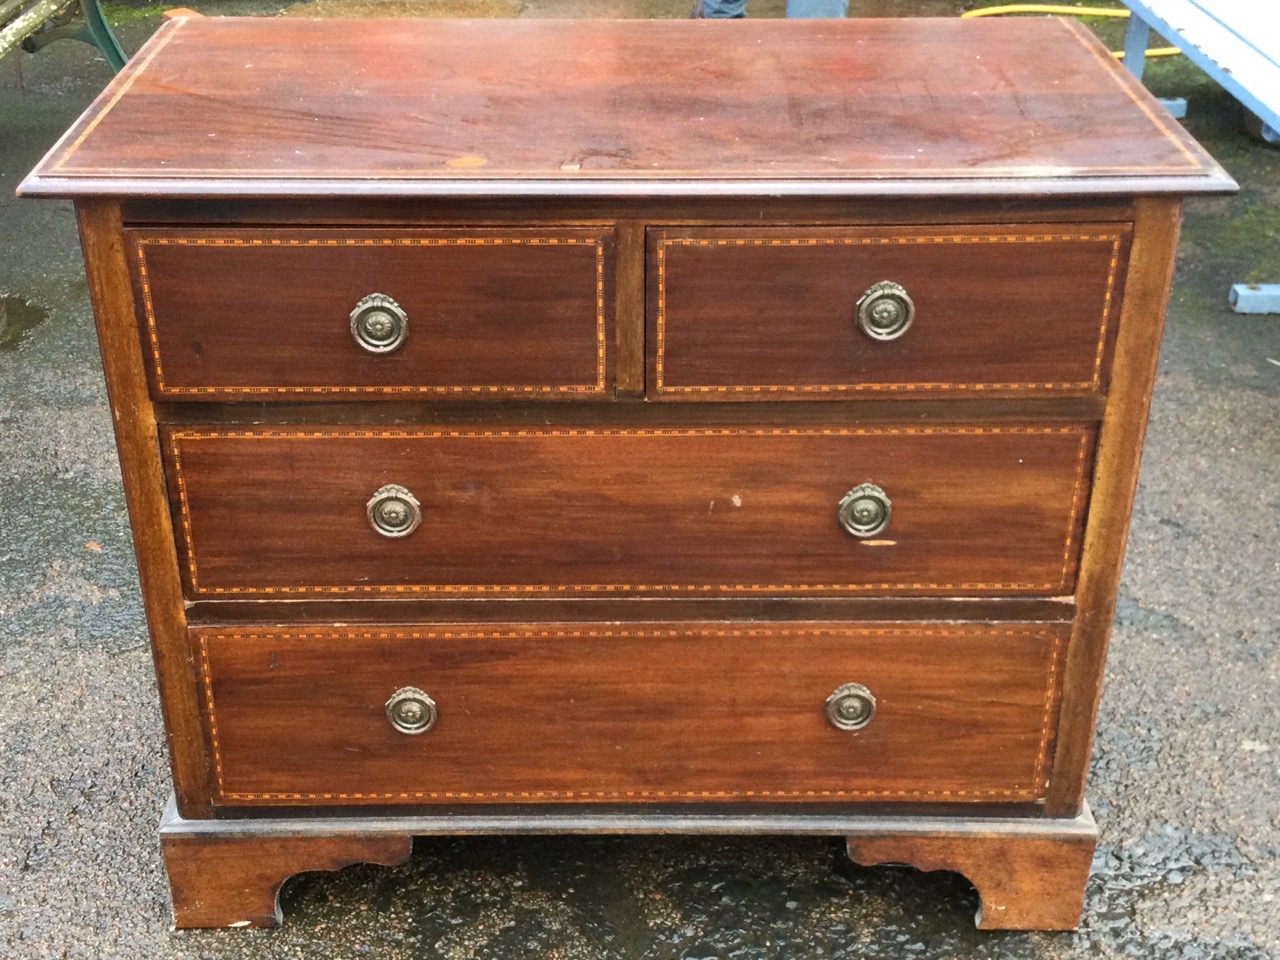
650;224;1130;400
165;424;1094;598
126;228;613;398
194;622;1067;805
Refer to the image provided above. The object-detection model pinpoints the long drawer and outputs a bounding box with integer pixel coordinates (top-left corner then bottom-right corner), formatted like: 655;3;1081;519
125;227;614;399
650;223;1130;400
163;424;1094;599
193;621;1068;806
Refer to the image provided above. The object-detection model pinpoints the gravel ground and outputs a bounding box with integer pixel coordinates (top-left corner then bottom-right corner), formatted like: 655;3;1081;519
0;2;1277;957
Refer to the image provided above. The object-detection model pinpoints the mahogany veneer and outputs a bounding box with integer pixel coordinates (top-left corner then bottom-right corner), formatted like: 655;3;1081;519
20;15;1233;933
195;622;1067;804
651;224;1131;400
125;227;614;398
163;424;1094;598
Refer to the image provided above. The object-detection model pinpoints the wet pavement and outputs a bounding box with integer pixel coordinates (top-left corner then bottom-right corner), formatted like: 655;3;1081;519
1;1;1277;957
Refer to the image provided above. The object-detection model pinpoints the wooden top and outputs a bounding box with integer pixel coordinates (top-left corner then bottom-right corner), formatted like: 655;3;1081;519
19;16;1233;199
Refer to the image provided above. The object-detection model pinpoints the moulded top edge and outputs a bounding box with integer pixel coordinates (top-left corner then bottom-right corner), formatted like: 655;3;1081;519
16;172;1238;201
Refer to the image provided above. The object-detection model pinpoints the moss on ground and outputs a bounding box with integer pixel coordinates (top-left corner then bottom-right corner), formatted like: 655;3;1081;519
101;2;170;22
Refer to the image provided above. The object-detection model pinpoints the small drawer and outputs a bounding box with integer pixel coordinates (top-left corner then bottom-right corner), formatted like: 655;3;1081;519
649;223;1131;400
125;227;613;399
193;621;1068;806
164;423;1094;599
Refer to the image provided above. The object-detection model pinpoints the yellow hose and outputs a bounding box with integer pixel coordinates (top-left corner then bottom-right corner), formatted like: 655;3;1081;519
960;4;1182;60
963;4;1128;15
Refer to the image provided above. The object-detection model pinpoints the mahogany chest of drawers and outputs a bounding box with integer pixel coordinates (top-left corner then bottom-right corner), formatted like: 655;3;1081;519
20;15;1232;931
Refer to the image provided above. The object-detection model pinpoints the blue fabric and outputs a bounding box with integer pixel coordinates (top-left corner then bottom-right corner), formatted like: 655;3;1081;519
699;0;746;15
784;0;848;16
699;0;847;16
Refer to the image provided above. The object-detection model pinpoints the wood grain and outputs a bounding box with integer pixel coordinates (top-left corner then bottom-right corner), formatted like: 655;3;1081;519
191;622;1068;805
125;227;613;399
1044;198;1185;816
153;395;1110;427
119;196;1142;228
162;825;411;928
614;220;646;398
18;17;1230;198
161;424;1096;599
650;224;1130;400
75;201;213;817
183;596;1077;627
158;795;1095;929
846;811;1095;930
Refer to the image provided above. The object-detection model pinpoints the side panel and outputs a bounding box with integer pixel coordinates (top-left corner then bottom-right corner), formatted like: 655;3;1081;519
76;200;213;817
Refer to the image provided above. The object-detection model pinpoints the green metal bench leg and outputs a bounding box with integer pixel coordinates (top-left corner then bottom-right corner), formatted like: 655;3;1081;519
20;0;127;72
81;0;126;70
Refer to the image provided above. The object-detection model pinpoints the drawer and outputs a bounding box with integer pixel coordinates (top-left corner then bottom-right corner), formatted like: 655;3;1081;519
193;621;1068;805
125;228;613;399
649;224;1131;400
164;424;1094;599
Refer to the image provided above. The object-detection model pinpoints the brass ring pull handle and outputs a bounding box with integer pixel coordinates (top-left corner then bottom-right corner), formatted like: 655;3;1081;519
856;281;914;341
385;686;438;735
350;293;408;353
838;483;892;538
366;484;422;539
825;683;876;731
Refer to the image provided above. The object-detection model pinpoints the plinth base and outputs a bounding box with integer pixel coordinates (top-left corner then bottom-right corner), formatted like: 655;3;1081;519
159;798;1095;931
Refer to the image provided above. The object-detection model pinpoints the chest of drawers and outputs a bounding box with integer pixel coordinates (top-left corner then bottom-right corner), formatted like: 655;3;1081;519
20;15;1232;931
